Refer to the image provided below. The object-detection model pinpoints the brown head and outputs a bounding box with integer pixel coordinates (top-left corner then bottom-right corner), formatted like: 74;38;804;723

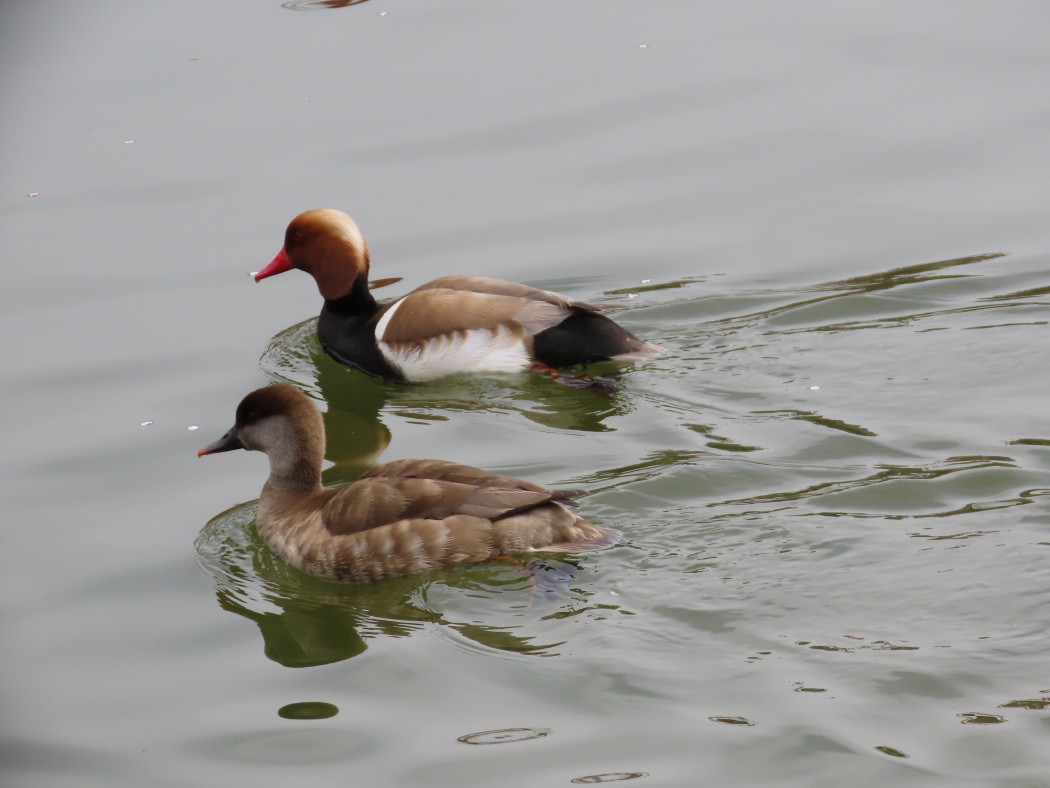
198;384;326;491
254;209;370;301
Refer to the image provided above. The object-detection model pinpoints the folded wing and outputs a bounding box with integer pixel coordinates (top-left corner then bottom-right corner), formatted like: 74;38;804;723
321;466;566;537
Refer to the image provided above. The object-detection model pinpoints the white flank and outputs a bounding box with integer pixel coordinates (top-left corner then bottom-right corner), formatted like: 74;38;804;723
379;323;531;381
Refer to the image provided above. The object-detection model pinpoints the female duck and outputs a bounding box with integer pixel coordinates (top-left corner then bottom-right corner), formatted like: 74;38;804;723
199;384;620;583
254;209;663;382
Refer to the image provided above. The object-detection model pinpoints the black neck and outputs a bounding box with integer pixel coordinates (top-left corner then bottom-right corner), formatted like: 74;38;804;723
324;274;377;315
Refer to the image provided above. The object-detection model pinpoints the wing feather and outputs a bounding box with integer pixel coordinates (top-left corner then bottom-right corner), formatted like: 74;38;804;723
410;275;585;309
321;466;577;535
360;459;551;493
377;289;572;343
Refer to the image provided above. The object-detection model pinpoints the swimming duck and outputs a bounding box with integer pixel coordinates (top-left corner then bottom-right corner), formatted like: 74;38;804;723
253;209;663;382
198;384;620;583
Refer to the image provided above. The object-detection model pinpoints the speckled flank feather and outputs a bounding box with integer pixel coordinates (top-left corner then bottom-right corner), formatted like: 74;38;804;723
258;504;618;584
204;384;621;583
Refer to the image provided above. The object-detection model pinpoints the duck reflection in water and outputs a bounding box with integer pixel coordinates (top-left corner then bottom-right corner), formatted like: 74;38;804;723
198;501;593;667
196;384;621;666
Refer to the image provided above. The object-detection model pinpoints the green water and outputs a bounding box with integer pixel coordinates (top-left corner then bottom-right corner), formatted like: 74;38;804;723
4;1;1050;786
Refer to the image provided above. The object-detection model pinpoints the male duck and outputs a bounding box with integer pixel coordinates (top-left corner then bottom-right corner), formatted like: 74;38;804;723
199;384;620;583
254;209;663;382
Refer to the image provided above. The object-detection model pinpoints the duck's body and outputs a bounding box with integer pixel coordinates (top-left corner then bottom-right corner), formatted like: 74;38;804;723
199;385;619;583
255;209;663;382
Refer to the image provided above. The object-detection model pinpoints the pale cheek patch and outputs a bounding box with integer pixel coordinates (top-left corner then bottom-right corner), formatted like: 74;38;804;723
379;325;531;382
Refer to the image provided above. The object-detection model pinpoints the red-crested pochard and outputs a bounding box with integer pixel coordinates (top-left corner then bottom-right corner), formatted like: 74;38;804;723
199;384;621;583
254;209;663;382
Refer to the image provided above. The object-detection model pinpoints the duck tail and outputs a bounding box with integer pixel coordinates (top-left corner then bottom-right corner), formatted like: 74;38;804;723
540;524;624;553
549;488;589;507
611;339;664;361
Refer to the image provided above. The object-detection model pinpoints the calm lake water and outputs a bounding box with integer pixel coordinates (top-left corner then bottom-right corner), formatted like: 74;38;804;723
4;1;1050;786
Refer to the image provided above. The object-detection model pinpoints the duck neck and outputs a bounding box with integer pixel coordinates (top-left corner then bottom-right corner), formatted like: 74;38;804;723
262;435;325;495
323;273;377;315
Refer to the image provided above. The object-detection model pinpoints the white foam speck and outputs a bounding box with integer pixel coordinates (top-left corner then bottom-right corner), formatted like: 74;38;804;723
809;385;821;391
139;421;154;427
187;425;199;431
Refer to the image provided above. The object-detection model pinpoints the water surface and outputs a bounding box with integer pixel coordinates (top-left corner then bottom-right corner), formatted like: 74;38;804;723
3;1;1050;786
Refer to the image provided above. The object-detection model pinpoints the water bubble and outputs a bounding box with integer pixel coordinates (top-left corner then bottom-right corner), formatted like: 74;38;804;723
378;10;389;15
638;44;648;49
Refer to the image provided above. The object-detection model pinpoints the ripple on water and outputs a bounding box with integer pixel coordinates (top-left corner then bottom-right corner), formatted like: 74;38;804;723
571;773;649;784
708;715;755;726
281;0;370;10
257;318;322;392
457;727;551;745
194;728;372;764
